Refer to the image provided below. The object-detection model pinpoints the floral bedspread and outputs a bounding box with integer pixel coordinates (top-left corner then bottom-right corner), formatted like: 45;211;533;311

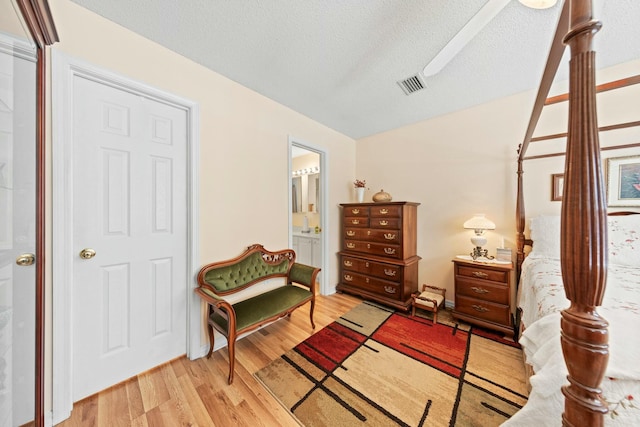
504;256;640;426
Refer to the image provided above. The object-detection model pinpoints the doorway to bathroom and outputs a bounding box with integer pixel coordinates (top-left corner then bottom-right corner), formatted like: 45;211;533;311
288;137;327;295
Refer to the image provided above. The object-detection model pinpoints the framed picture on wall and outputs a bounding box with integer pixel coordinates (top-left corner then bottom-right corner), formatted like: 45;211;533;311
607;155;640;207
551;173;564;201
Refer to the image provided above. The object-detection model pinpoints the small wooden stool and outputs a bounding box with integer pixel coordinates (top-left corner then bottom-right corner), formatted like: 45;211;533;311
411;284;446;324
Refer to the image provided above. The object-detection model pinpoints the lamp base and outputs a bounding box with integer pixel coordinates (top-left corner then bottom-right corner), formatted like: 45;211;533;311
470;246;494;260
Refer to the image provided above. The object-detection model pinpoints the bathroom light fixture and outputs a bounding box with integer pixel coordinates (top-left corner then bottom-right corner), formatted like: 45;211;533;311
518;0;558;9
292;166;319;176
463;214;496;260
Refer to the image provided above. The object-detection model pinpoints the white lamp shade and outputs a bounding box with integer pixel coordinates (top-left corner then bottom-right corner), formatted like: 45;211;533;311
463;214;496;231
518;0;557;9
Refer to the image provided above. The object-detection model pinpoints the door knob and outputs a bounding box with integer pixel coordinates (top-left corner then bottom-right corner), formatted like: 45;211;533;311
16;253;35;266
79;248;96;259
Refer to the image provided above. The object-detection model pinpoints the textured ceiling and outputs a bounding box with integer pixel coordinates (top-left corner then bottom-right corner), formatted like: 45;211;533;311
70;0;640;139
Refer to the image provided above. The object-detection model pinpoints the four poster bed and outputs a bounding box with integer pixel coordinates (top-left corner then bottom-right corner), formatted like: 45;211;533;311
505;1;640;426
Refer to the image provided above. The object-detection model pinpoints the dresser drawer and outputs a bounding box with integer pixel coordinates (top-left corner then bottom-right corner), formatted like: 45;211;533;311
369;217;401;229
344;228;401;244
370;205;402;218
343;240;401;259
455;277;509;304
344;216;369;227
340;271;401;300
343;206;369;217
341;256;402;282
455;295;510;326
456;265;507;283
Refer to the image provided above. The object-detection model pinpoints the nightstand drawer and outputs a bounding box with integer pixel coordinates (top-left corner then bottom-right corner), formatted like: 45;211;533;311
455;277;509;304
455;295;510;325
456;265;507;283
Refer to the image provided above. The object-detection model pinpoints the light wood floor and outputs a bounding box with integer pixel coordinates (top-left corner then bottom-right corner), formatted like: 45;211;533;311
56;292;362;427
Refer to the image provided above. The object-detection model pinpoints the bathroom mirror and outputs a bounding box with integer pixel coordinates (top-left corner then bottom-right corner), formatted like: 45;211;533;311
307;173;319;213
292;173;319;213
292;176;302;213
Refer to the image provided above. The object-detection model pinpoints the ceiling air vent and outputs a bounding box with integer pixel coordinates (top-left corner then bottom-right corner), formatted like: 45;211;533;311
397;74;426;95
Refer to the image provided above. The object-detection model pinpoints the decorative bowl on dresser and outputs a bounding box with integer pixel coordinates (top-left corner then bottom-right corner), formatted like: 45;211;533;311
337;202;420;311
451;258;514;338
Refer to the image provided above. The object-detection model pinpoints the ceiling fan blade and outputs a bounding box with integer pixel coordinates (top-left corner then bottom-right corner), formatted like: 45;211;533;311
422;0;511;77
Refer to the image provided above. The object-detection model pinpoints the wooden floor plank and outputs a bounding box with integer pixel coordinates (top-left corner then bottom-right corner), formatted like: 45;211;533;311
55;293;362;426
96;381;131;427
174;371;216;427
124;377;145;420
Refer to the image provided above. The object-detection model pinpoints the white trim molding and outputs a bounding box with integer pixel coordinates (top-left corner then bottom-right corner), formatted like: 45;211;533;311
287;135;330;296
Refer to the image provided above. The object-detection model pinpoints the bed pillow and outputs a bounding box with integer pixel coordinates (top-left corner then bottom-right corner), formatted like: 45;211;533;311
529;214;640;266
529;215;561;259
608;215;640;267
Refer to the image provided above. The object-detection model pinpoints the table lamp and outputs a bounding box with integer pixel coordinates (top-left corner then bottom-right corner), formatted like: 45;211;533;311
463;214;495;260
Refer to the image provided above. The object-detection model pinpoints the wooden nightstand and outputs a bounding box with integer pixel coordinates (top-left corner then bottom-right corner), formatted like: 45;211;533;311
451;259;514;338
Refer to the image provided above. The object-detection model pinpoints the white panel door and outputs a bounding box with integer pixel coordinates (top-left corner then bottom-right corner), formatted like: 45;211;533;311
72;75;187;401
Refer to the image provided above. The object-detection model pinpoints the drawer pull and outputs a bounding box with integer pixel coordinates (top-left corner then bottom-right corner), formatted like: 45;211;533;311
472;304;489;313
367;244;371;249
351;219;360;225
366;278;370;283
346;230;356;237
367;230;371;235
346;243;356;249
379;220;389;226
471;286;489;294
365;262;370;267
384;233;396;240
379;209;389;215
344;274;353;282
472;271;489;279
384;269;397;277
384;248;396;255
343;260;353;267
384;286;397;294
351;209;360;214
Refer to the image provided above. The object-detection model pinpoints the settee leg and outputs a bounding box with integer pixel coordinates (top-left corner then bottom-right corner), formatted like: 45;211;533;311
310;298;316;329
206;322;215;359
227;338;236;385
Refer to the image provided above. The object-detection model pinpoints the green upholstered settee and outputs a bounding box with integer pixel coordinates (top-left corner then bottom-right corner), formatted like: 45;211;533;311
195;244;320;384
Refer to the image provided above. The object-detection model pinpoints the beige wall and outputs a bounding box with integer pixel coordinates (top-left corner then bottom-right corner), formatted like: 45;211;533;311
45;0;355;414
356;58;640;304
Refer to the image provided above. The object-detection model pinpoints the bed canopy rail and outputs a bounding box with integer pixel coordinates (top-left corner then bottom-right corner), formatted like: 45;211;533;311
516;1;612;425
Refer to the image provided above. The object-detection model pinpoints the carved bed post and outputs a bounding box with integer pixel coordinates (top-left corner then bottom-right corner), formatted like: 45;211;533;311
560;0;609;426
516;149;525;281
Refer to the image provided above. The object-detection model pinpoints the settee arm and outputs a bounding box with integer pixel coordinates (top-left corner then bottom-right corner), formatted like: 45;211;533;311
289;263;320;293
194;286;236;329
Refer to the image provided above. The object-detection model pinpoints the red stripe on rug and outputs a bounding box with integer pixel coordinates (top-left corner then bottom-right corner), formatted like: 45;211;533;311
295;321;366;371
296;342;338;372
372;314;468;377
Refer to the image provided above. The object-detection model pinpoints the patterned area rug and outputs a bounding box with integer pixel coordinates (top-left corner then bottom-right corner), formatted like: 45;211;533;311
255;302;528;426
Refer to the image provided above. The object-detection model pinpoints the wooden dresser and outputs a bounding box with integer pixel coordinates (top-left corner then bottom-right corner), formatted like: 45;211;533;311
451;259;514;337
337;202;420;311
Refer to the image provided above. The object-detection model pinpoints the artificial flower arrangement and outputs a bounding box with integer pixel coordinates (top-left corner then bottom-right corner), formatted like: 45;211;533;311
354;179;367;188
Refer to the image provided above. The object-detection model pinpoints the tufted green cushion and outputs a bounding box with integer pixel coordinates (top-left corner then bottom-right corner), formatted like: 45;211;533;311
210;285;312;332
203;252;289;292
